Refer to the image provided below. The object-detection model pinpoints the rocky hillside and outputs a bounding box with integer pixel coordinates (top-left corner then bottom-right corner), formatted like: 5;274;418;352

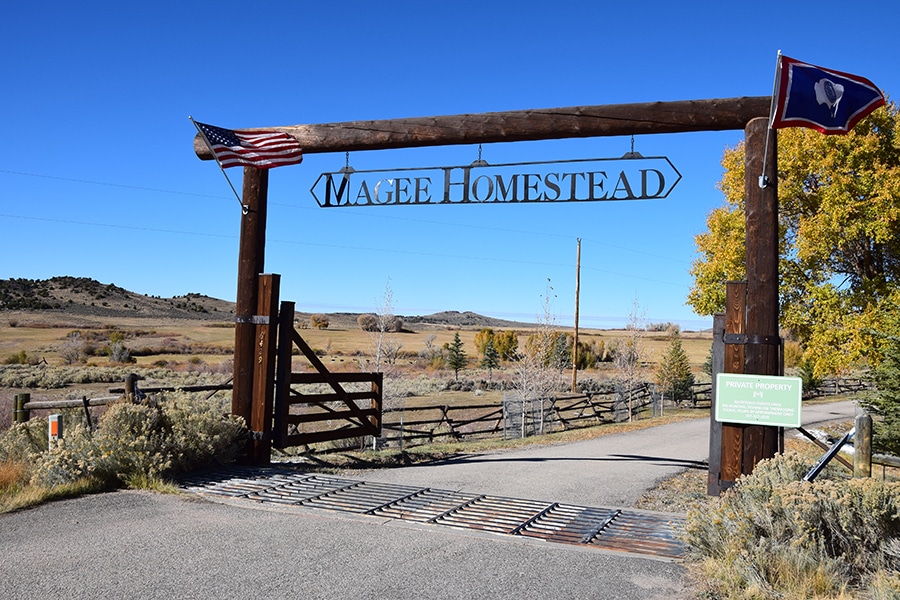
0;277;234;321
406;311;526;329
0;278;532;329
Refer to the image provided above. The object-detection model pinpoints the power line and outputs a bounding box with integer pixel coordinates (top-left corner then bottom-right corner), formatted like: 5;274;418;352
0;212;688;288
0;169;229;200
0;213;234;239
270;201;692;266
0;168;692;266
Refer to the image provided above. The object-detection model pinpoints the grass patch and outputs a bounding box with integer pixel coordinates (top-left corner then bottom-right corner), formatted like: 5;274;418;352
0;475;115;513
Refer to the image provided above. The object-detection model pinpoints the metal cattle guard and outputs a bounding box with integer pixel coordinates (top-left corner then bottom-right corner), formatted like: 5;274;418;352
193;96;778;472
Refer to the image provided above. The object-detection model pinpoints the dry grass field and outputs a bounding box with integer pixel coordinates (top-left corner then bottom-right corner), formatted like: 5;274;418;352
0;277;713;429
0;313;712;374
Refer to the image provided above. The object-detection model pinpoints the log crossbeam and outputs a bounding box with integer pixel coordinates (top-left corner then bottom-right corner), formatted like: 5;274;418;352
193;97;770;159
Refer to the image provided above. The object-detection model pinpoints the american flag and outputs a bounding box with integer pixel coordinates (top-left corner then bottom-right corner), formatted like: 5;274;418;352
194;121;304;169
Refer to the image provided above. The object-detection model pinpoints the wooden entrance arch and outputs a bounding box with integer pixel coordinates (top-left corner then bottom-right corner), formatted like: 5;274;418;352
193;96;777;491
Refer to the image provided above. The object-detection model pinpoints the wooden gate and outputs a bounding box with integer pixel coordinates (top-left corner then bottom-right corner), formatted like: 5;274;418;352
271;301;382;449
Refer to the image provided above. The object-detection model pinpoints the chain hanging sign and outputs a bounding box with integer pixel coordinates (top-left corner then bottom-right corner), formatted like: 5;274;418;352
310;156;681;208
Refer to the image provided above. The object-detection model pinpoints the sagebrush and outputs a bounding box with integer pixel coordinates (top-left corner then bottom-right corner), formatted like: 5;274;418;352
0;392;246;489
684;452;900;599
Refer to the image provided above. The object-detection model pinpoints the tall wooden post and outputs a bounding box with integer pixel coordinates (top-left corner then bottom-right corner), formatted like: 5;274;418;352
251;273;280;464
233;167;269;452
743;117;781;464
707;313;725;495
720;281;748;488
571;238;581;393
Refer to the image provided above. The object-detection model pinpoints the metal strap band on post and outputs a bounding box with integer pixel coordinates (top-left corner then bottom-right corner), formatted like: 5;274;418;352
723;333;781;345
234;315;272;325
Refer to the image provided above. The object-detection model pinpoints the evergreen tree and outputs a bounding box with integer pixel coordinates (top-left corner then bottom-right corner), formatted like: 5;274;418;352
447;332;467;380
480;337;500;381
862;314;900;454
655;332;694;405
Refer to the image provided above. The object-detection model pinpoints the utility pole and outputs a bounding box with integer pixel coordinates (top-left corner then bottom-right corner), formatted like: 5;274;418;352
571;238;581;393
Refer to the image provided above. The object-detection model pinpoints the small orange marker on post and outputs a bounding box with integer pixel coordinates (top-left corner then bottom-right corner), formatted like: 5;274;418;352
48;414;62;448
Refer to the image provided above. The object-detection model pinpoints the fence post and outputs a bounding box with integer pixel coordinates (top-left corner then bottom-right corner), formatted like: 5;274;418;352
854;413;873;478
14;393;30;423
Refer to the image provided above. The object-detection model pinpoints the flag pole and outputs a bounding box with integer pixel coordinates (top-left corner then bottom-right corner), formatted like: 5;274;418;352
189;116;248;214
759;51;782;189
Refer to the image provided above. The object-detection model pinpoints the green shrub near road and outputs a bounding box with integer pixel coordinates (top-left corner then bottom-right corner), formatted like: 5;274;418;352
0;393;246;510
684;453;900;599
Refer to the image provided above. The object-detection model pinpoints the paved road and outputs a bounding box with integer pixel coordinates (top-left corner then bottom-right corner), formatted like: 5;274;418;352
0;400;858;600
357;400;860;507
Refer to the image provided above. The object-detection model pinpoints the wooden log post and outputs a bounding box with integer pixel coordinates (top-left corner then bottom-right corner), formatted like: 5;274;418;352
719;282;747;489
742;117;781;466
14;393;30;424
854;413;873;478
273;301;296;450
707;313;725;496
713;118;781;492
233;167;269;457
250;273;280;465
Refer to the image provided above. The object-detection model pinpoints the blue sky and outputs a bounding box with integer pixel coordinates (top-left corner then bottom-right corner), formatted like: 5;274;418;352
2;1;896;330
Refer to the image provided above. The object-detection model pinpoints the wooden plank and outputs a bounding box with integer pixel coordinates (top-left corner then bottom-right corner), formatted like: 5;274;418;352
194;97;770;158
284;391;378;405
286;409;379;425
720;282;747;485
24;396;119;410
273;301;296;449
707;313;725;496
289;329;370;423
290;372;381;384
282;427;373;447
370;373;382;436
250;273;279;464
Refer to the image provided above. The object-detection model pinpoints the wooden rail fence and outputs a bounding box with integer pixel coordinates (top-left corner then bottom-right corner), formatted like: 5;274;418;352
376;385;688;449
9;376;870;453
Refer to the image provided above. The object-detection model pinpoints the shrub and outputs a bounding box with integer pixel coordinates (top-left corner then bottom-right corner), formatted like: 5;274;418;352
357;314;378;332
576;339;609;369
387;315;403;333
0;419;50;463
3;393;247;489
3;350;41;366
108;340;134;364
783;340;803;369
684;453;900;598
310;314;330;329
60;332;87;365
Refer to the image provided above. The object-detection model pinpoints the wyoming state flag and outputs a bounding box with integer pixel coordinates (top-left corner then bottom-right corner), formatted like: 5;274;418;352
770;54;885;135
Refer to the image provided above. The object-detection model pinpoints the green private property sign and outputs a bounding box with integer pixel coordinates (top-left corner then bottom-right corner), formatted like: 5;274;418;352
715;373;803;428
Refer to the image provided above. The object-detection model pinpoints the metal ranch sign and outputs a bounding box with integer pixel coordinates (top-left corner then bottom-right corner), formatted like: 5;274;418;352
715;373;803;428
311;156;681;207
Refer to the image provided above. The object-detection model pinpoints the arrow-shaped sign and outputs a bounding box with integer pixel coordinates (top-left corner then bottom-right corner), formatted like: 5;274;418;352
311;156;681;208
